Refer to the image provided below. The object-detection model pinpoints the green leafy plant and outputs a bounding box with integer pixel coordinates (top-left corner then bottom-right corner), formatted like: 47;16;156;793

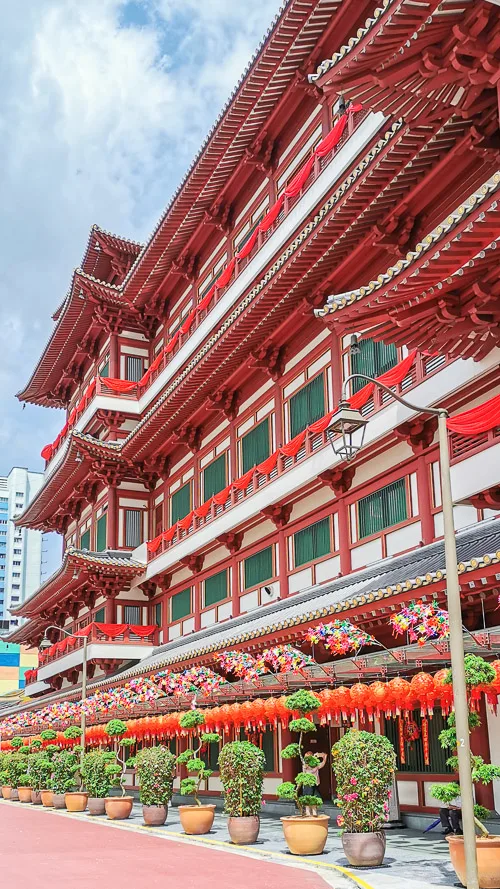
104;719;131;797
27;754;53;792
332;730;396;833
40;729;57;742
135;746;177;807
81;751;120;799
63;726;82;740
3;753;26;789
431;655;500;835
276;690;322;816
18;772;31;788
30;739;43;750
104;719;128;737
176;709;220;805
11;737;25;749
51;751;79;794
219;741;265;817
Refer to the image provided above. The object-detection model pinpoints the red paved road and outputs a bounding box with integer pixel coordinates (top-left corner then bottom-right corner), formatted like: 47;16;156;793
0;804;329;889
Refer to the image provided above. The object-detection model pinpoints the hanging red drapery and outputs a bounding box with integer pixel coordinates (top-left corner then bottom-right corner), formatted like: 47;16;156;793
348;350;417;409
446;392;500;435
127;625;157;638
100;377;137;393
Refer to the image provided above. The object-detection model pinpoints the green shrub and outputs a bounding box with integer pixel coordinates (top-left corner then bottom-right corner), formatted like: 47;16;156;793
275;690;322;816
135;746;177;807
81;751;120;799
179;710;205;729
51;751;79;794
219;741;265;817
40;730;57;741
11;737;25;749
63;726;82;740
18;772;31;788
3;754;26;789
27;754;52;792
332;730;396;833
176;725;220;805
104;719;128;738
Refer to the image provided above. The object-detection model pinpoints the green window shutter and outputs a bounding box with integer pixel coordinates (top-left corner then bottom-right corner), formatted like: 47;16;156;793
96;514;107;552
203;454;227;501
94;607;105;623
289;374;325;438
155;603;162;627
261;728;275;773
351;338;397;392
294;517;330;568
358;478;407;539
171;483;191;524
241;418;270;474
375;340;397;376
80;529;90;551
244;546;273;589
171;588;191;622
99;360;109;379
204;569;228;607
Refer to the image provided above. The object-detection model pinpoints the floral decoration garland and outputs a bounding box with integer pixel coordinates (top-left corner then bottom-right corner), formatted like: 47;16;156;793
304;620;377;655
389;600;449;646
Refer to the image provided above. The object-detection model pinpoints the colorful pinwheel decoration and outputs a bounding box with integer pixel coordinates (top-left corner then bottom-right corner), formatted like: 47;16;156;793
389;600;449;647
304;620;377;655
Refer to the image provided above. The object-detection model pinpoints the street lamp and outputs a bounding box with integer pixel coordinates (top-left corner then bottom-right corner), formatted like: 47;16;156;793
327;373;479;889
40;625;88;773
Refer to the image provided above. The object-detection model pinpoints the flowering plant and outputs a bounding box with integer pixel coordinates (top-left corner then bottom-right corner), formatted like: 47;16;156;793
27;753;53;791
81;751;120;799
135;746;176;807
219;741;265;817
332;730;396;833
51;750;79;794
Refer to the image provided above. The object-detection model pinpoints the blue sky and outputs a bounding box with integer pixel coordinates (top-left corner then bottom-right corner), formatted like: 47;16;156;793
0;0;283;574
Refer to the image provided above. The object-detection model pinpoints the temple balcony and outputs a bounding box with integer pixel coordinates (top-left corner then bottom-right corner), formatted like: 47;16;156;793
143;346;500;577
42;109;383;477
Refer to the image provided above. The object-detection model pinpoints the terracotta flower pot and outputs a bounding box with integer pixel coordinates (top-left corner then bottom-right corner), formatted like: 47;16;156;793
342;831;386;867
65;792;88;812
142;804;167;826
1;786;11;800
280;814;330;856
10;789;19;801
52;793;66;809
448;834;500;889
31;791;43;805
18;787;32;803
227;815;260;845
41;790;54;807
105;796;134;820
179;805;216;835
87;798;106;816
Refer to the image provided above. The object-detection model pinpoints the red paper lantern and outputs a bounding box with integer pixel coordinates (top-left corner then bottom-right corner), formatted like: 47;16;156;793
264;698;279;727
335;686;352;718
387;677;411;715
219;704;233;732
317;688;336;724
276;696;289;728
251;699;267;729
350;683;371;720
240;701;255;728
410;672;436;715
433;669;453;715
369;681;388;716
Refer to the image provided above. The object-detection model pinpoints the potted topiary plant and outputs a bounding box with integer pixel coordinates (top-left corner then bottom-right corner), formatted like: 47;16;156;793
430;655;500;889
51;750;79;809
176;709;220;835
27;753;52;805
277;689;329;855
17;770;33;803
0;752;12;799
81;750;120;815
135;745;177;826
332;729;396;867
61;728;88;812
219;741;265;844
4;752;25;801
103;719;134;820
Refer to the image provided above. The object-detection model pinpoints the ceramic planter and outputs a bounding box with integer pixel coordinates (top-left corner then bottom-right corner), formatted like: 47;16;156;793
31;791;43;805
52;793;66;809
10;789;19;801
18;787;32;803
142;804;167;826
178;804;216;835
87;798;106;816
41;790;54;807
1;786;11;800
280;814;330;856
65;792;88;812
105;796;134;820
227;815;260;845
342;831;386;867
448;834;500;889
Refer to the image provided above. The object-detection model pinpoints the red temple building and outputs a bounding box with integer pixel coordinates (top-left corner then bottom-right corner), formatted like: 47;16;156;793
3;0;500;820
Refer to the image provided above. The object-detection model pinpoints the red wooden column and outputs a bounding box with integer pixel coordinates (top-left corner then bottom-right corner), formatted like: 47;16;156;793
109;334;119;378
417;456;434;546
337;498;351;577
330;332;343;406
107;485;118;550
231;558;240;619
278;528;289;600
193;581;202;633
471;697;495;811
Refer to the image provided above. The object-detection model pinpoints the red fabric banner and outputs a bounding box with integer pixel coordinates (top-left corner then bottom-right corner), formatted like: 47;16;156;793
232;469;255;491
147;533;164;554
177;511;194;531
257;452;279;475
215;257;236;289
284;155;315;198
41;445;53;461
165;330;180;354
100;377;137;393
213;484;232;505
280;430;306;457
446;392;500;435
94;623;128;638
309;411;334;435
163;525;177;543
258;196;284;232
348;350;417;409
180;308;197;335
128;625;156;638
236;227;259;260
198;283;217;313
194;500;213;519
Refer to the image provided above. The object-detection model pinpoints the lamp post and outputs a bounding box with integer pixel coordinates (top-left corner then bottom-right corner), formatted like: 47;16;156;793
327;374;479;889
40;626;88;773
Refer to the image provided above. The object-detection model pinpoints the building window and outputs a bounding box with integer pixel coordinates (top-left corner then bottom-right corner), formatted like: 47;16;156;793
289;374;325;438
171;483;191;525
241;418;270;474
15;503;23;509
94;607;105;623
294;518;331;568
204;570;228;608
100;360;109;378
124;509;142;548
12;573;20;578
11;596;19;603
12;561;20;567
80;529;91;551
171;588;191;622
351;338;397;393
13;549;21;555
96;514;107;552
203;454;227;501
15;492;23;497
154;602;162;628
126;355;144;382
244;547;273;589
358;478;408;539
12;584;20;590
154;504;163;537
124;605;141;625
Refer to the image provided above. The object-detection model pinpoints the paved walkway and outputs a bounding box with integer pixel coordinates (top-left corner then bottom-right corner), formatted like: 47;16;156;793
0;799;460;889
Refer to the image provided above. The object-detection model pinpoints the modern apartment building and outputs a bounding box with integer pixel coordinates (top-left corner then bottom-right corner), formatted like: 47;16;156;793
0;468;43;631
